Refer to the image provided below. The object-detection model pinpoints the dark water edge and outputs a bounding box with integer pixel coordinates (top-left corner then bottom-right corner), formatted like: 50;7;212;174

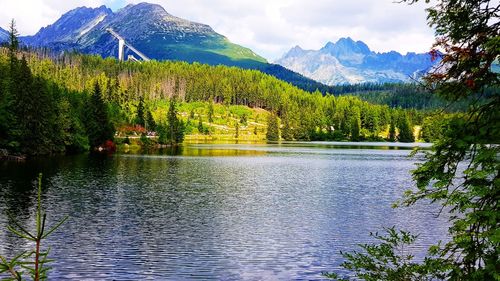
0;143;447;280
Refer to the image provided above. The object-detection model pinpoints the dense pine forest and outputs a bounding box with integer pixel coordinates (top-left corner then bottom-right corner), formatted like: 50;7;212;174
0;26;445;156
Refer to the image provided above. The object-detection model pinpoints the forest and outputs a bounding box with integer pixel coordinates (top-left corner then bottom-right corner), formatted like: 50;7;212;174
0;27;443;156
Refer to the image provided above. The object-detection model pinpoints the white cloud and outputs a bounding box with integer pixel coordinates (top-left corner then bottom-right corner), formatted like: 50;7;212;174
0;0;436;60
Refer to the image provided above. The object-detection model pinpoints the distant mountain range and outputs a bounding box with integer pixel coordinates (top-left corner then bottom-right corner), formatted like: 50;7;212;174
275;37;435;85
3;3;436;88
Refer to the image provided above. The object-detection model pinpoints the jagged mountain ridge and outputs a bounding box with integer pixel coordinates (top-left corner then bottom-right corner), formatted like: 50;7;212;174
21;2;266;67
276;37;435;85
17;2;328;92
23;6;112;46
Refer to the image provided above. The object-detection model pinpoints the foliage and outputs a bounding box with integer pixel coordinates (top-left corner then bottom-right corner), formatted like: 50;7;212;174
0;20;444;152
0;173;68;281
350;108;361;141
266;113;280;141
281;113;294;141
400;0;500;279
158;98;185;145
83;82;115;148
0;22;92;154
208;101;214;123
135;96;145;127
397;113;415;143
8;19;19;67
145;110;156;131
0;47;432;144
324;227;447;281
234;121;239;139
388;117;396;142
328;0;499;279
420;113;448;142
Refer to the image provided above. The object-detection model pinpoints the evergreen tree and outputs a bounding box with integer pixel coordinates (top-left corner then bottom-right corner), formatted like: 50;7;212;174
388;117;396;142
0;60;11;146
145;110;156;132
163;98;185;145
234;121;239;139
10;57;34;152
281;114;294;141
397;114;414;142
84;82;114;148
350;108;361;141
266;113;279;141
197;115;203;134
8;19;19;69
208;101;214;123
0;21;19;148
136;96;145;127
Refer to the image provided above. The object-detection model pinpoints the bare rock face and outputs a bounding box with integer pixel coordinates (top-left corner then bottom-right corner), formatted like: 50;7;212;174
21;3;266;68
276;37;435;85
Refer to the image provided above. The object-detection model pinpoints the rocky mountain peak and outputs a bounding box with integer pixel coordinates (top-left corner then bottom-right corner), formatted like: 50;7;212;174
321;37;371;56
276;38;435;85
120;2;171;17
20;2;266;68
24;5;112;45
283;45;306;58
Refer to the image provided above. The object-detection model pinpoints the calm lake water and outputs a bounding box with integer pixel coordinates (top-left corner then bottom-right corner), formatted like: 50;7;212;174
0;142;447;280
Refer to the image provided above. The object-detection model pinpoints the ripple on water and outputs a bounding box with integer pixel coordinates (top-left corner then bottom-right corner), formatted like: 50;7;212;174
0;144;447;280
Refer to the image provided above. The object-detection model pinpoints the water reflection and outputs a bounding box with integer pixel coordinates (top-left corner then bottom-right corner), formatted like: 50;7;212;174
0;143;446;280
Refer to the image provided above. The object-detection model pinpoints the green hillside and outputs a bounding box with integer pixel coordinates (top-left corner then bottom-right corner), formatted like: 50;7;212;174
0;48;436;155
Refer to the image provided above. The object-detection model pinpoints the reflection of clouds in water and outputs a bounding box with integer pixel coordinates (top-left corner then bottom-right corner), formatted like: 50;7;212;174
0;145;448;280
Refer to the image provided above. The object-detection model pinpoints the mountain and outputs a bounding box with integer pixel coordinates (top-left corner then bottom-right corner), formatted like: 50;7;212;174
20;3;327;92
0;27;8;42
22;3;266;68
275;37;435;85
23;6;112;46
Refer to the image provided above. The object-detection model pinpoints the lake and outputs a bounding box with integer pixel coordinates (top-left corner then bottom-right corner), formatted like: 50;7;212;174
0;142;448;280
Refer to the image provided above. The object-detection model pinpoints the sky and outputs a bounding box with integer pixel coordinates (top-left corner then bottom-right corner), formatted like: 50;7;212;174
0;0;436;61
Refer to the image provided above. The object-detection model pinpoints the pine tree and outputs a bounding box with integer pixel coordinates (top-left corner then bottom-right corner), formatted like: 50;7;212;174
234;121;239;139
8;19;19;69
350;108;361;141
397;114;414;143
281;114;294;141
0;22;20;148
208;101;214;123
388;117;396;142
11;57;34;152
165;98;184;144
145;110;156;131
136;96;145;127
84;82;114;148
266;113;279;141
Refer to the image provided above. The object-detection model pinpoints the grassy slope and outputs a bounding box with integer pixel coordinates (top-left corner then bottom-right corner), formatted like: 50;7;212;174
152;101;269;142
135;34;267;68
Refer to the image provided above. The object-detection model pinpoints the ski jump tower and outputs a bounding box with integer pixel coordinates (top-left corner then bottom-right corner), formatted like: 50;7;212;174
106;28;151;62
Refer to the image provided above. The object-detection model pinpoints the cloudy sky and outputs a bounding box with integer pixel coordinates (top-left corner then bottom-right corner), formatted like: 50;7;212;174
0;0;436;61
